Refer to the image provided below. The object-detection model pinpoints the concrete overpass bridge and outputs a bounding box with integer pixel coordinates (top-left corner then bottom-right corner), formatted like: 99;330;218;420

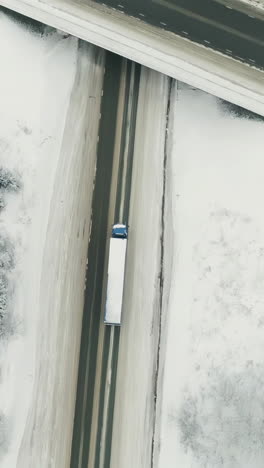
0;0;264;115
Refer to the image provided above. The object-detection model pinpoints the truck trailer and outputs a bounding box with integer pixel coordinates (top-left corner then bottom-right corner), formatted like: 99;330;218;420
104;224;128;326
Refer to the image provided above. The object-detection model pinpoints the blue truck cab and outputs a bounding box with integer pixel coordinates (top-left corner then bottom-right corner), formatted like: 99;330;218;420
112;223;128;239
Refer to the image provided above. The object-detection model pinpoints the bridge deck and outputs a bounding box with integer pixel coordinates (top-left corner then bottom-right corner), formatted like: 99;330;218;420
1;0;264;115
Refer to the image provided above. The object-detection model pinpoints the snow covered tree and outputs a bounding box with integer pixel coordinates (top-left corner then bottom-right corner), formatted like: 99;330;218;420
0;167;20;214
0;236;15;336
0;196;5;211
0;237;14;271
0;412;9;457
0;167;20;191
178;364;264;467
0;275;7;321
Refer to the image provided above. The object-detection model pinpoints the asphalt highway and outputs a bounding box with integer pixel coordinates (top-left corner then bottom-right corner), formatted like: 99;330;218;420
70;52;140;468
92;0;264;68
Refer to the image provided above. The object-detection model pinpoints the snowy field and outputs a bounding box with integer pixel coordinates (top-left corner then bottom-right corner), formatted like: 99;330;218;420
156;84;264;468
0;12;104;468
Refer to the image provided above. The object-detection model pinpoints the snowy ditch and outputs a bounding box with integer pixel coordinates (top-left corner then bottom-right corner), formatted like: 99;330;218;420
0;11;104;468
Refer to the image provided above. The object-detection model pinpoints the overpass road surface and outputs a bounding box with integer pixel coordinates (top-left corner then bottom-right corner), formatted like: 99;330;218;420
70;52;140;468
93;0;264;69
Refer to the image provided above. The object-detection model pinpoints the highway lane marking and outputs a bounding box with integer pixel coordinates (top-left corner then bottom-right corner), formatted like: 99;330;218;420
86;58;129;468
118;61;136;221
234;55;244;61
99;326;115;468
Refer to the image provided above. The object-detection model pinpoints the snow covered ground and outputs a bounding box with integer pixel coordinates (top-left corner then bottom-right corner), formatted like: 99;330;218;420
0;12;104;468
156;84;264;468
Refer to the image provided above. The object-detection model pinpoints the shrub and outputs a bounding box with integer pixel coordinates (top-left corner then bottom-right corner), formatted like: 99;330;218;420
0;168;20;191
0;411;9;457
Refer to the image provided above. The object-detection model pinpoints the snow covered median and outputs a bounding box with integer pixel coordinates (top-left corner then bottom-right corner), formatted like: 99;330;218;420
0;12;104;467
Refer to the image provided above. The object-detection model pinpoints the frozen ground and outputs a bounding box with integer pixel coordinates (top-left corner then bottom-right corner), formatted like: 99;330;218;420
0;12;104;468
156;84;264;468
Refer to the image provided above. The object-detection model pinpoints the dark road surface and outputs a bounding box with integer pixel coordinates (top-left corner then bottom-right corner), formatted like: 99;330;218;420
70;52;122;468
92;0;264;68
70;52;140;468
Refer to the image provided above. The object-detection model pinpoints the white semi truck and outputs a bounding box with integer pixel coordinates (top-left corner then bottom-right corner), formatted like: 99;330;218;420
104;223;128;326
